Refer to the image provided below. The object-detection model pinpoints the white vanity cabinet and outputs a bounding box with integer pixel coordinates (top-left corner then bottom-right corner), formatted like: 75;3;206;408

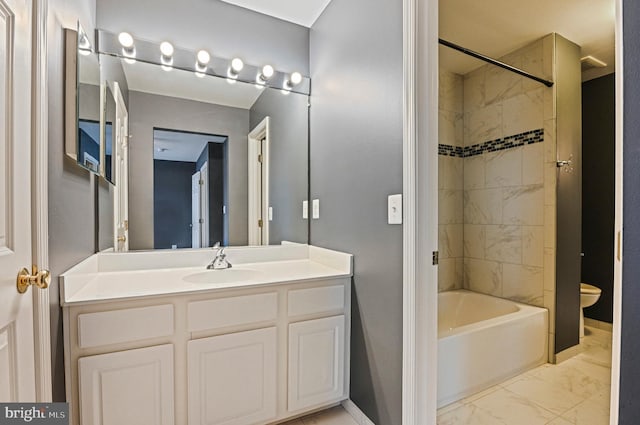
288;316;345;412
63;278;351;425
78;344;175;425
187;328;277;425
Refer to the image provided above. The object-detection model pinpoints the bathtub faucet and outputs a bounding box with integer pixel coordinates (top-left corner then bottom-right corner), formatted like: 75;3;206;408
207;242;232;270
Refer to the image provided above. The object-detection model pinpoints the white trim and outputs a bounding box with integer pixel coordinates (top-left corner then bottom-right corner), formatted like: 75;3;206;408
341;400;375;425
402;0;439;423
113;82;129;251
610;0;623;421
31;0;52;402
248;116;270;246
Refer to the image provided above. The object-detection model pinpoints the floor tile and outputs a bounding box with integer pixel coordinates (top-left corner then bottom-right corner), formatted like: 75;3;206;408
529;359;610;400
546;417;573;425
561;394;611;425
301;406;359;425
504;374;584;415
437;403;507;425
470;388;557;425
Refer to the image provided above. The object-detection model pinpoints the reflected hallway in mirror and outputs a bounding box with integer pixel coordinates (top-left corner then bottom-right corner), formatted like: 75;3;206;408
153;129;228;249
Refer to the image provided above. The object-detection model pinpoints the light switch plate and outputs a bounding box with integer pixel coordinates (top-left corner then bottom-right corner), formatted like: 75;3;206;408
268;207;273;221
388;194;402;224
312;199;320;219
303;201;308;219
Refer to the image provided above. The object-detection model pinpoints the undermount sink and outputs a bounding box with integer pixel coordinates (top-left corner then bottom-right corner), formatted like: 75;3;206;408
183;269;262;284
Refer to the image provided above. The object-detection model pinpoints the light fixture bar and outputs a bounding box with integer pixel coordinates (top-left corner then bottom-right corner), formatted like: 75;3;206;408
96;30;311;95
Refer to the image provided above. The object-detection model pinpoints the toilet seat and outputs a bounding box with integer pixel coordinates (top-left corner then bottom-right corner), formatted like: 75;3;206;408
581;283;602;295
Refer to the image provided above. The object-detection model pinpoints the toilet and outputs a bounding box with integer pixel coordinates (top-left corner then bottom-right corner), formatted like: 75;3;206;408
580;283;602;337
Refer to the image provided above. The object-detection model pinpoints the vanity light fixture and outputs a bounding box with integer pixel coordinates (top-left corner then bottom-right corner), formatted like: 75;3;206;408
284;71;303;90
195;49;210;77
227;57;244;79
257;64;274;84
160;41;174;71
118;32;136;64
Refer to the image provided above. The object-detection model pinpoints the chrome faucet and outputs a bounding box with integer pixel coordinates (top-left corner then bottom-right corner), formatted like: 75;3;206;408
207;242;232;270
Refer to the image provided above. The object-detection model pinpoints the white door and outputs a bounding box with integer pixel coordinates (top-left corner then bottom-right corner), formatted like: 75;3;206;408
0;0;39;401
78;344;175;425
288;315;346;412
113;82;129;251
192;171;201;248
248;117;269;245
187;328;277;425
199;162;208;247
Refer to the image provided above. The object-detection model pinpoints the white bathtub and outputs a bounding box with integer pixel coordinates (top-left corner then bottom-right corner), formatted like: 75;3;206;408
437;290;548;407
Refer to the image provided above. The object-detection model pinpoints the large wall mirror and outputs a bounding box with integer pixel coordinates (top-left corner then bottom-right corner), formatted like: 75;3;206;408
96;33;310;250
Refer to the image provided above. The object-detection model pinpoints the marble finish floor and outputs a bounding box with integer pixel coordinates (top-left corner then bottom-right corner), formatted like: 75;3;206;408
281;406;359;425
437;325;613;425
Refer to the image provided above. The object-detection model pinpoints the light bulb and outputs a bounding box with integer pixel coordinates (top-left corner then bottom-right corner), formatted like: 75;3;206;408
195;71;205;78
231;58;244;72
162;64;172;72
197;50;210;65
227;78;237;85
160;41;174;57
118;32;134;48
290;71;302;85
262;65;274;79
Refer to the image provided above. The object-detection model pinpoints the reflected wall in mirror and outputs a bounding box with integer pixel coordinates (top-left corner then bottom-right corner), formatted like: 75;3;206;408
98;51;309;250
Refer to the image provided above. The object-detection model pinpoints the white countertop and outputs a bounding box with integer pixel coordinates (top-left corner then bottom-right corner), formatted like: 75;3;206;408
60;244;353;306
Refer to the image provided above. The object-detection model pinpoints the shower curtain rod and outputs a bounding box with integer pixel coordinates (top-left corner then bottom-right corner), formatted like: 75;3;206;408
439;38;554;88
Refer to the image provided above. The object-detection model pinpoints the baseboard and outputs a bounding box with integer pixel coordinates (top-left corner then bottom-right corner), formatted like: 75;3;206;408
342;400;375;425
584;317;614;332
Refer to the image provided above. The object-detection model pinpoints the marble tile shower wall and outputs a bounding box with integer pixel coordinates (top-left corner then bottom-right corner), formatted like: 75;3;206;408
461;35;557;322
438;71;464;291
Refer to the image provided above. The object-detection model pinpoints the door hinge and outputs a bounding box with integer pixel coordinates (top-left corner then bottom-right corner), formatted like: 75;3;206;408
199;218;204;224
199;179;204;185
258;154;263;163
258;219;263;228
432;251;439;266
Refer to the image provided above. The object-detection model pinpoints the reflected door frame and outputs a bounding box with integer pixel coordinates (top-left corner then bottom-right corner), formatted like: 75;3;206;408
113;82;129;251
248;117;270;246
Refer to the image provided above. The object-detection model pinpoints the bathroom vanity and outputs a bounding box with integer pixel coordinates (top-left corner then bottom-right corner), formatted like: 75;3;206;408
60;244;352;425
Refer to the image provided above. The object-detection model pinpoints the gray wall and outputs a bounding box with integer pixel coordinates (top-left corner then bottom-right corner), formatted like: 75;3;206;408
153;160;196;249
554;35;582;353
128;91;250;249
250;89;309;245
309;0;403;423
96;0;309;75
619;0;640;421
47;0;97;402
582;74;615;324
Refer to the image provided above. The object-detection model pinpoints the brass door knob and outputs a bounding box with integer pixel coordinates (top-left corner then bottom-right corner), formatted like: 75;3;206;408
117;235;127;243
17;266;51;294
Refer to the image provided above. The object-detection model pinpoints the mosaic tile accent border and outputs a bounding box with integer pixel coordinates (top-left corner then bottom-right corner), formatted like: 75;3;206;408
438;129;544;158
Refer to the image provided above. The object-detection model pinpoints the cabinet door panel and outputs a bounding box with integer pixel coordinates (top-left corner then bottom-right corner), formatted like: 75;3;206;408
288;315;345;412
188;327;277;425
78;344;174;425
